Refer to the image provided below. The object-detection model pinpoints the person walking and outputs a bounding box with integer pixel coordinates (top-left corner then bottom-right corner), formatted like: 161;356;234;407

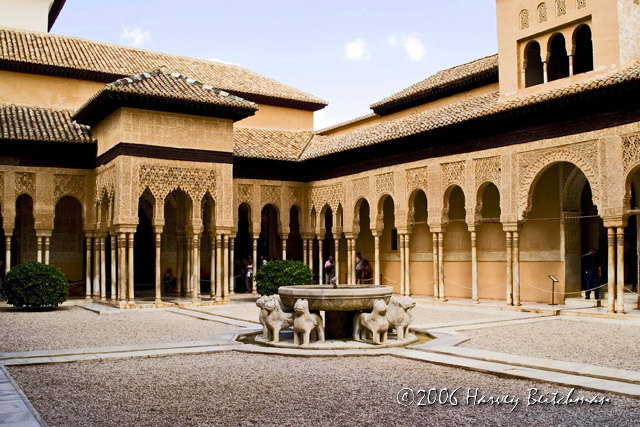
582;248;601;300
355;252;363;284
324;255;335;284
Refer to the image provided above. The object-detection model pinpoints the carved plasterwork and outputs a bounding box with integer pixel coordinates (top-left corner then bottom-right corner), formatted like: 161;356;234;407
441;161;466;190
138;165;216;202
54;174;85;202
375;172;394;198
352;177;370;202
474;156;501;189
237;184;253;205
623;134;640;174
289;186;302;208
518;141;600;218
96;165;116;202
15;172;35;197
261;185;282;207
310;183;344;211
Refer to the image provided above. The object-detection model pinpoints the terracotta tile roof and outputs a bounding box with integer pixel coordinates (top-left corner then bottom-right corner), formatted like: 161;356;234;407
73;68;258;125
233;127;313;161
0;102;93;143
370;54;499;115
0;27;327;111
315;113;378;135
301;61;640;160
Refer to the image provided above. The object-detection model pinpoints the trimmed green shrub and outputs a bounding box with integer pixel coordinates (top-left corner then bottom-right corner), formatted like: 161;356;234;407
255;260;313;296
2;262;69;309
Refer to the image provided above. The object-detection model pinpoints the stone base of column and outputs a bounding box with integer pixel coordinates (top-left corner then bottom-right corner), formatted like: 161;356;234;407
216;296;223;302
155;298;163;306
223;296;230;303
472;299;479;304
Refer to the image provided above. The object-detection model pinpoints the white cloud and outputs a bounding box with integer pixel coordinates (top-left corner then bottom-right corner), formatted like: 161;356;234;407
403;35;425;61
344;38;370;61
121;27;150;47
209;57;241;66
387;34;398;47
314;110;342;131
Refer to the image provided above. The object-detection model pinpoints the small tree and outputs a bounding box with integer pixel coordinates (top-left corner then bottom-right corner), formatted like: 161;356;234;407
255;260;313;296
2;262;69;309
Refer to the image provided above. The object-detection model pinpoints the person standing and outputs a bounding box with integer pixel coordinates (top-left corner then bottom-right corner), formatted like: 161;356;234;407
324;255;335;284
582;248;601;300
245;258;253;293
355;252;363;284
362;259;372;283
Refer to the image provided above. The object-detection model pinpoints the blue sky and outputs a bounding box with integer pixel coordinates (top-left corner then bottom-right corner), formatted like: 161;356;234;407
53;0;498;129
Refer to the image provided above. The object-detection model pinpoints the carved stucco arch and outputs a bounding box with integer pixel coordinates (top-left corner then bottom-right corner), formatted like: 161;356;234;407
563;167;589;212
623;165;640;211
519;147;600;221
442;184;466;224
475;181;501;223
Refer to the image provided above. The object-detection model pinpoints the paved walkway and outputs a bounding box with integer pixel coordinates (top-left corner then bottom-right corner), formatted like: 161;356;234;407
0;366;42;426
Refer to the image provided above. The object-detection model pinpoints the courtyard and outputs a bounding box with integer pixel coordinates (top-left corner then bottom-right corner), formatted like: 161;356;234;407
2;299;640;426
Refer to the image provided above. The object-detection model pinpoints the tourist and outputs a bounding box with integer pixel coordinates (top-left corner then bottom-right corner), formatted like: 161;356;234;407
355;252;363;284
246;258;253;293
259;256;267;269
362;259;372;283
324;255;335;283
163;268;176;293
582;248;601;300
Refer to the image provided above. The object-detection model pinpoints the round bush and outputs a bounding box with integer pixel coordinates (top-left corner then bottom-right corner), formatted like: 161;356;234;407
255;260;313;296
2;262;69;309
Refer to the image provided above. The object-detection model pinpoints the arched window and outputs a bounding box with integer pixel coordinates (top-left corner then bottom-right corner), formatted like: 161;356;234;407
548;33;570;81
520;9;529;29
557;0;566;16
538;3;548;23
573;25;593;74
525;41;544;87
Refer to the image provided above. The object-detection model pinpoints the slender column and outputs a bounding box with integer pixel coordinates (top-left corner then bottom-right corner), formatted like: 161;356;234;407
470;229;478;303
543;61;548;83
127;232;134;305
192;234;200;303
399;234;405;296
308;239;314;269
405;234;411;296
616;227;625;314
117;234;126;302
110;235;116;301
281;235;287;261
351;238;357;284
513;230;521;306
230;237;236;296
252;237;258;295
318;236;324;285
374;233;381;286
155;232;162;305
93;236;100;298
185;237;192;296
303;239;308;266
36;236;43;263
100;236;106;301
176;235;183;296
506;231;513;306
44;236;50;265
215;234;223;301
432;233;439;299
334;236;340;283
346;239;352;284
210;233;216;300
607;227;616;313
223;235;230;302
438;232;445;301
568;54;574;76
84;236;91;300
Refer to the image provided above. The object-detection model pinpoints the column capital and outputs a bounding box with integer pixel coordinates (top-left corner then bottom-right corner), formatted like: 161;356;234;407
372;230;382;238
602;216;628;228
501;222;521;233
429;225;447;234
35;229;53;237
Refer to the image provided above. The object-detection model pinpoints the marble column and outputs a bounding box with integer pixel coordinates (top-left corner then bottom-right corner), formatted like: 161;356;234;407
543;61;548;83
155;232;162;305
210;233;216;300
185;237;192;297
374;232;381;286
432;233;439;299
334;236;340;283
399;234;405;296
192;234;200;303
127;232;134;305
346;239;352;284
513;230;521;306
230;237;236;296
568;54;574;76
223;235;229;302
252;237;258;295
281;235;287;261
405;234;411;296
470;228;478;303
4;234;11;275
100;236;106;301
36;236;42;263
616;227;625;314
303;239;308;266
216;234;223;302
110;235;117;301
318;236;324;284
607;227;616;313
93;236;100;298
84;236;91;300
176;235;183;296
505;231;513;306
438;232;445;301
44;235;50;265
352;238;358;284
117;233;126;303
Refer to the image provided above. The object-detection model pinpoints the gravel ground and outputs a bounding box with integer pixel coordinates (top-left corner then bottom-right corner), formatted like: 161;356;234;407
411;305;509;325
459;318;640;371
197;303;260;323
0;306;236;353
9;352;639;426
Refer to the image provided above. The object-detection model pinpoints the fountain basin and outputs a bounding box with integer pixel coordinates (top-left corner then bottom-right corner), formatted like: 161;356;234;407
278;285;393;311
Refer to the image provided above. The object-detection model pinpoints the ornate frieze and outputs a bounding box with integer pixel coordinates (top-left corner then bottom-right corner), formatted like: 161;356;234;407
261;185;282;207
375;172;394;198
352;177;370;202
237;184;253;205
441;161;466;189
310;183;344;211
15;172;35;197
54;174;85;202
138;165;216;201
474;156;501;188
406;167;427;196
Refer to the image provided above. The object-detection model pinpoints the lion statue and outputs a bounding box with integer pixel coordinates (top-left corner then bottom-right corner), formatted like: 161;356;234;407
293;299;325;346
386;296;416;340
263;297;293;343
256;295;271;338
353;299;389;344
